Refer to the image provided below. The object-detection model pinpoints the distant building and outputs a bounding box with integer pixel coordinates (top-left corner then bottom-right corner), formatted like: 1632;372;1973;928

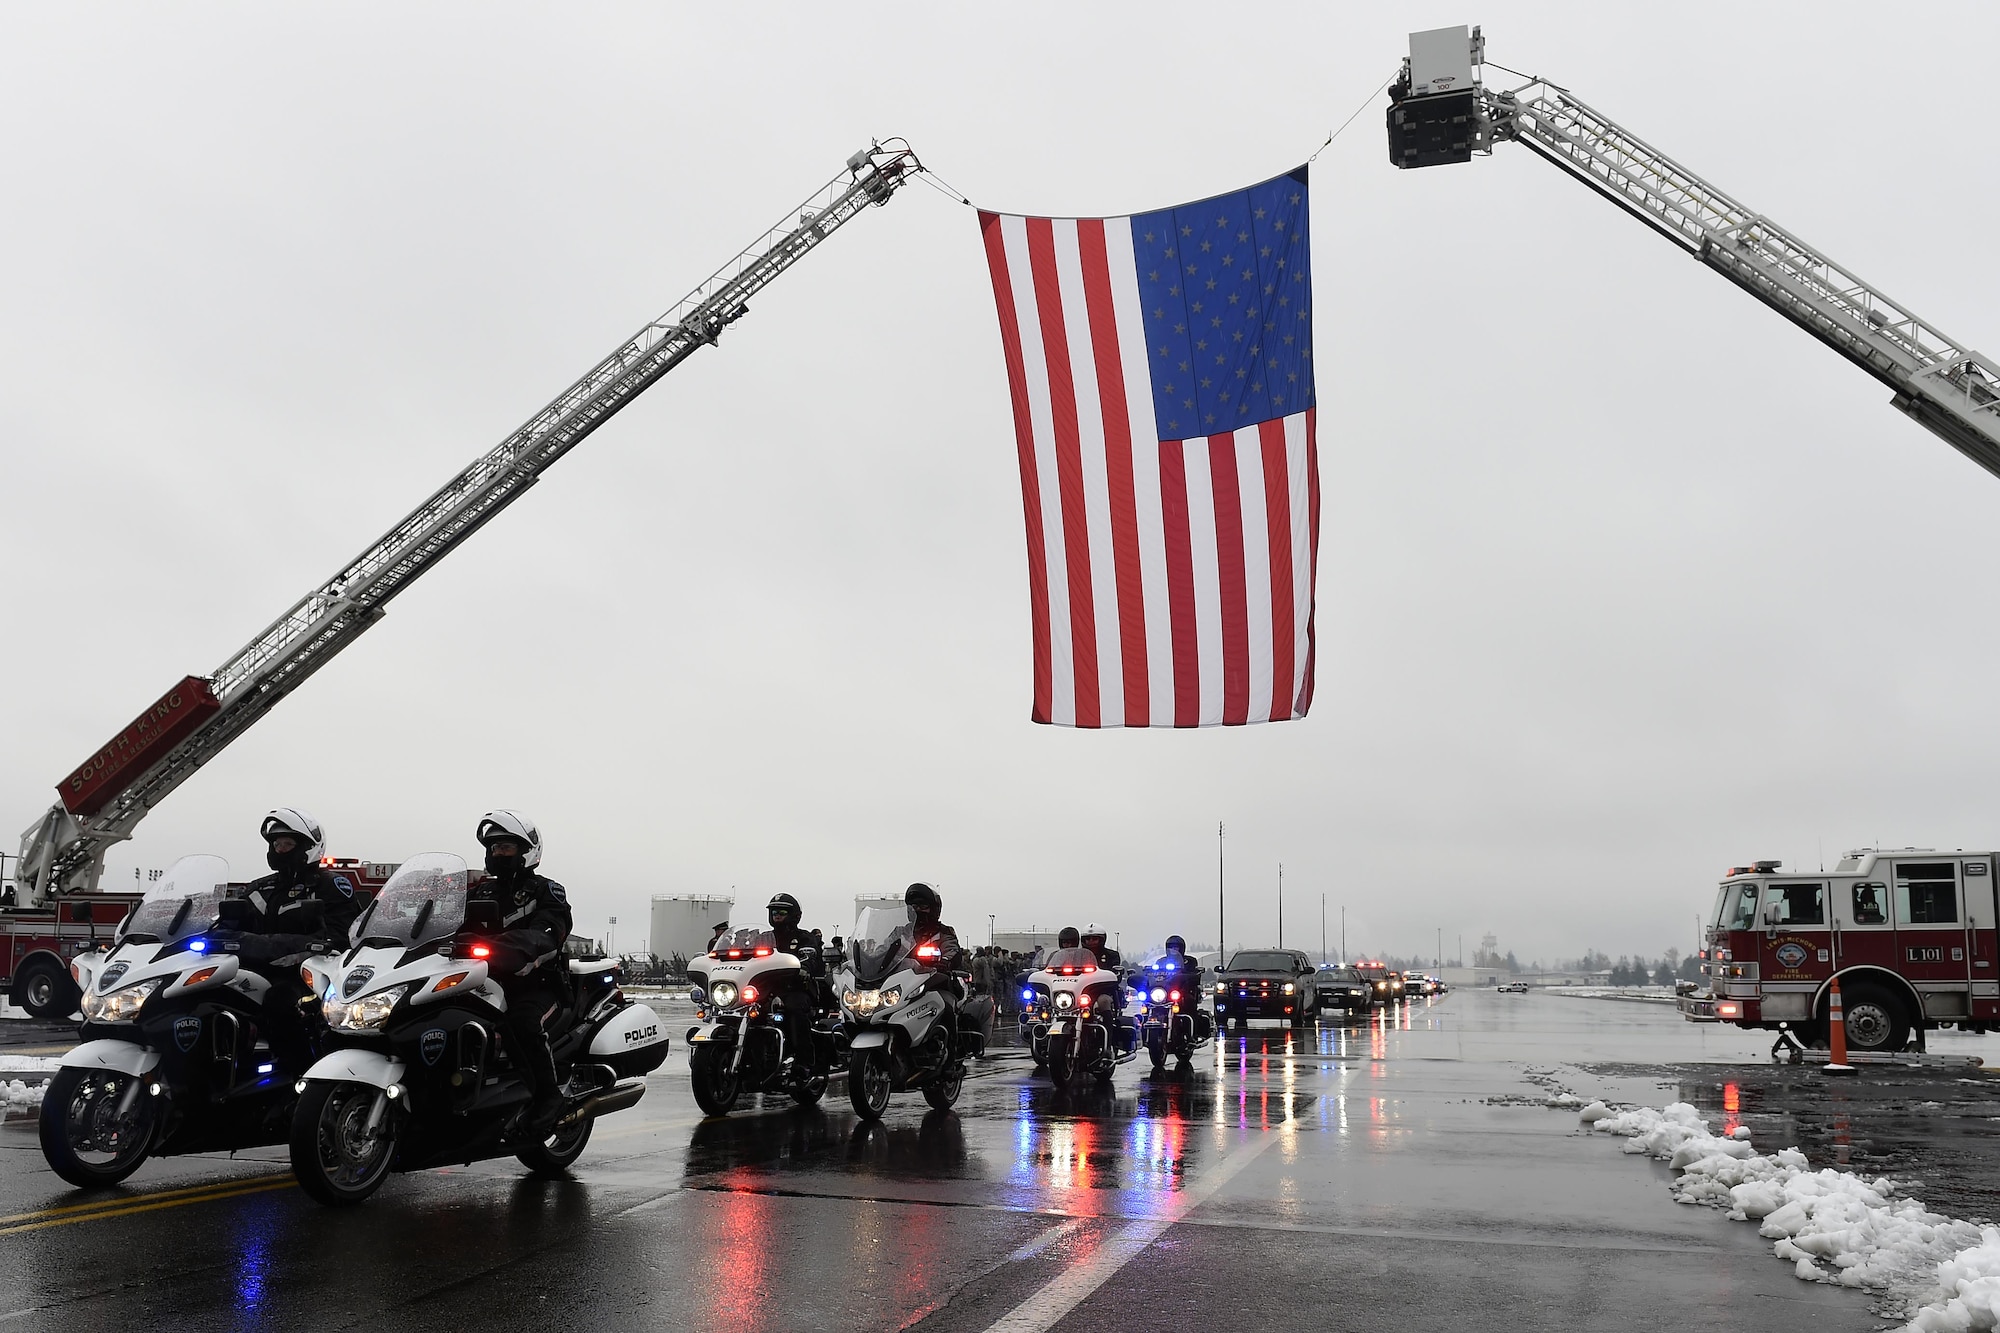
650;894;733;961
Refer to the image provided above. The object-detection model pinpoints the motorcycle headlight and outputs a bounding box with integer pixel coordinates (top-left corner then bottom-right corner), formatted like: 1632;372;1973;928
1283;983;1295;995
1054;992;1074;1010
1150;987;1167;1002
879;988;902;1009
843;988;878;1016
81;979;160;1023
325;984;409;1031
1214;982;1225;994
710;981;738;1009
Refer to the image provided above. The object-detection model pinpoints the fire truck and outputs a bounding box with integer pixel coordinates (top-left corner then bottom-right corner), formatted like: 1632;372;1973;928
2;144;920;1015
1386;30;2000;1053
1676;852;2000;1054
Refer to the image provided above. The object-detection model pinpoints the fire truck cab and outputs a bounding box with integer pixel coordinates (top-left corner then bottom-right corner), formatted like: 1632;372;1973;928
1680;849;2000;1053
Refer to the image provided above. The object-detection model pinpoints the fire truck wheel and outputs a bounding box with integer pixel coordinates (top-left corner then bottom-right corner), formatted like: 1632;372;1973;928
1836;983;1910;1054
15;959;79;1020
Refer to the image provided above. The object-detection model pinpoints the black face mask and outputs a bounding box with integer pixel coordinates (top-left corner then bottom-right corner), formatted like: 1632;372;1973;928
484;849;525;879
266;844;308;876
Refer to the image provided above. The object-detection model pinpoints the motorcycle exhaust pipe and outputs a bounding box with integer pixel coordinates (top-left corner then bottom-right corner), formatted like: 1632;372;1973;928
560;1077;647;1125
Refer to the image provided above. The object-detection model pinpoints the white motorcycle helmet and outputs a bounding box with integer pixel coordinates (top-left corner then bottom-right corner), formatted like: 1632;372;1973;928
259;807;325;862
1081;922;1109;944
475;809;542;869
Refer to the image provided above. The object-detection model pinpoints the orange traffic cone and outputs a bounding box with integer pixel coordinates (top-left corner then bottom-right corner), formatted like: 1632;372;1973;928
1824;975;1857;1076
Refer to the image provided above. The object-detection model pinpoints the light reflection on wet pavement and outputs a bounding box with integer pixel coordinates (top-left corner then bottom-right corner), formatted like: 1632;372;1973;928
5;990;1993;1330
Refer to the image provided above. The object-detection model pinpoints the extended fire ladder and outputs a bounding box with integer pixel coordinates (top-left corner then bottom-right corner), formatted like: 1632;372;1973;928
1386;27;2000;478
15;142;919;906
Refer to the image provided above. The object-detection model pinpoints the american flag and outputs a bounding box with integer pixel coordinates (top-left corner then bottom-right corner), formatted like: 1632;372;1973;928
979;167;1318;728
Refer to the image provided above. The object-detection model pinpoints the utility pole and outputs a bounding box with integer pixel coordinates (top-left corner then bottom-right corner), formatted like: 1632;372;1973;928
1217;822;1225;965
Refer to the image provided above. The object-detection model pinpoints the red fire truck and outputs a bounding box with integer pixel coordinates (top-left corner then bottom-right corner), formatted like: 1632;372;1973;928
1679;850;2000;1053
2;858;392;1020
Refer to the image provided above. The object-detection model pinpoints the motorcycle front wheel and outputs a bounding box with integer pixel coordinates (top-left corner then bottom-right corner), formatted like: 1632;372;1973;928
922;1061;964;1111
1048;1034;1080;1091
848;1048;892;1121
290;1081;398;1206
516;1115;594;1177
39;1067;158;1187
689;1044;741;1117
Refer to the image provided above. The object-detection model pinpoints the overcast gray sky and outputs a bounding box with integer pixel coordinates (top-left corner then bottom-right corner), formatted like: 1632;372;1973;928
4;3;1997;966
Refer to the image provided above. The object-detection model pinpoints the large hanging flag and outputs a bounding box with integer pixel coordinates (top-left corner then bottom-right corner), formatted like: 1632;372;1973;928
979;167;1318;728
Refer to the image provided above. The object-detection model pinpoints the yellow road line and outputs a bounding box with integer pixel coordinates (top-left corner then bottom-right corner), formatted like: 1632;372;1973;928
0;1174;293;1229
0;1178;296;1237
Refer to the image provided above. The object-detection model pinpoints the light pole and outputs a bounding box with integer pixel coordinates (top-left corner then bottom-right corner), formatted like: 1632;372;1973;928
989;914;995;946
1277;863;1283;949
1217;822;1225;964
1436;927;1442;971
1340;905;1347;965
1320;893;1327;966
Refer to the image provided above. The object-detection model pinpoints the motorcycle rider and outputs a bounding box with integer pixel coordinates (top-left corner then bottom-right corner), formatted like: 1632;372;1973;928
1155;934;1213;1040
1080;922;1123;973
764;892;829;1075
899;883;994;1046
469;810;573;1136
236;809;360;1068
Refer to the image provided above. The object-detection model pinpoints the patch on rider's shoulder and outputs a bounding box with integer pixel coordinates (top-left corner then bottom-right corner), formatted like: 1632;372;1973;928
542;879;568;904
331;875;354;897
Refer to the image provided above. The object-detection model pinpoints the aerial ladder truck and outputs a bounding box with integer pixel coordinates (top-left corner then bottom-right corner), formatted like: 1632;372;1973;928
0;142;918;1017
1388;28;2000;1051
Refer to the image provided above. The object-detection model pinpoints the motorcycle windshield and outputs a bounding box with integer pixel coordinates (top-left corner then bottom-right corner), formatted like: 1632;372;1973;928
849;905;913;985
355;852;467;949
120;854;231;944
710;901;785;954
1044;947;1100;973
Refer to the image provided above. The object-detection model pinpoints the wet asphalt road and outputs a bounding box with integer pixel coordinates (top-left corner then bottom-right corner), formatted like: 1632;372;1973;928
4;991;1997;1332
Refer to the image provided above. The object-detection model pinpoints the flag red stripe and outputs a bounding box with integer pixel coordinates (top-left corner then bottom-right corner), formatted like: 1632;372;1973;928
1025;218;1100;728
1258;419;1294;722
1075;219;1149;727
1159;443;1200;727
1297;406;1320;717
1208;434;1251;726
979;213;1052;724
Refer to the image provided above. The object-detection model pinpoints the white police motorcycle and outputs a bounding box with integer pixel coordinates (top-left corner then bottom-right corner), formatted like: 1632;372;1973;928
684;907;839;1115
40;855;318;1185
288;853;669;1205
1040;946;1138;1091
833;904;984;1120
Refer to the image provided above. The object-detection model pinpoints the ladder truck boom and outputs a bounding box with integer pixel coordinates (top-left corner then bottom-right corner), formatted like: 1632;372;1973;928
14;142;918;908
1387;27;2000;477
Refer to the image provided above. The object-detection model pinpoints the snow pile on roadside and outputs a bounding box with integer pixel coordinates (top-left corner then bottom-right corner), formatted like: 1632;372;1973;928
0;1079;44;1113
0;1055;59;1074
1579;1099;1992;1328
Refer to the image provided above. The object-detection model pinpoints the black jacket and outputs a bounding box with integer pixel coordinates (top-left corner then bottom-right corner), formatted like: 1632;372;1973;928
772;924;827;978
914;922;964;973
238;865;361;953
468;870;572;980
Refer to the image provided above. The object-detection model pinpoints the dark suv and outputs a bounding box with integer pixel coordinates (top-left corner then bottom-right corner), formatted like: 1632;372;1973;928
1314;966;1373;1013
1214;948;1320;1026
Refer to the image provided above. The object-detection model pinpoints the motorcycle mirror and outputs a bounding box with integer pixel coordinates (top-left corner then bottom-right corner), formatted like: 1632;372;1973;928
463;900;503;932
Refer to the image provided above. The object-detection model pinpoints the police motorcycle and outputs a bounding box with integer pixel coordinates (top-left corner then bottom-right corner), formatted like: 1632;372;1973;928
833;904;984;1120
684;907;842;1116
1135;956;1210;1073
1041;945;1139;1091
288;853;669;1205
1017;970;1054;1071
40;855;325;1186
